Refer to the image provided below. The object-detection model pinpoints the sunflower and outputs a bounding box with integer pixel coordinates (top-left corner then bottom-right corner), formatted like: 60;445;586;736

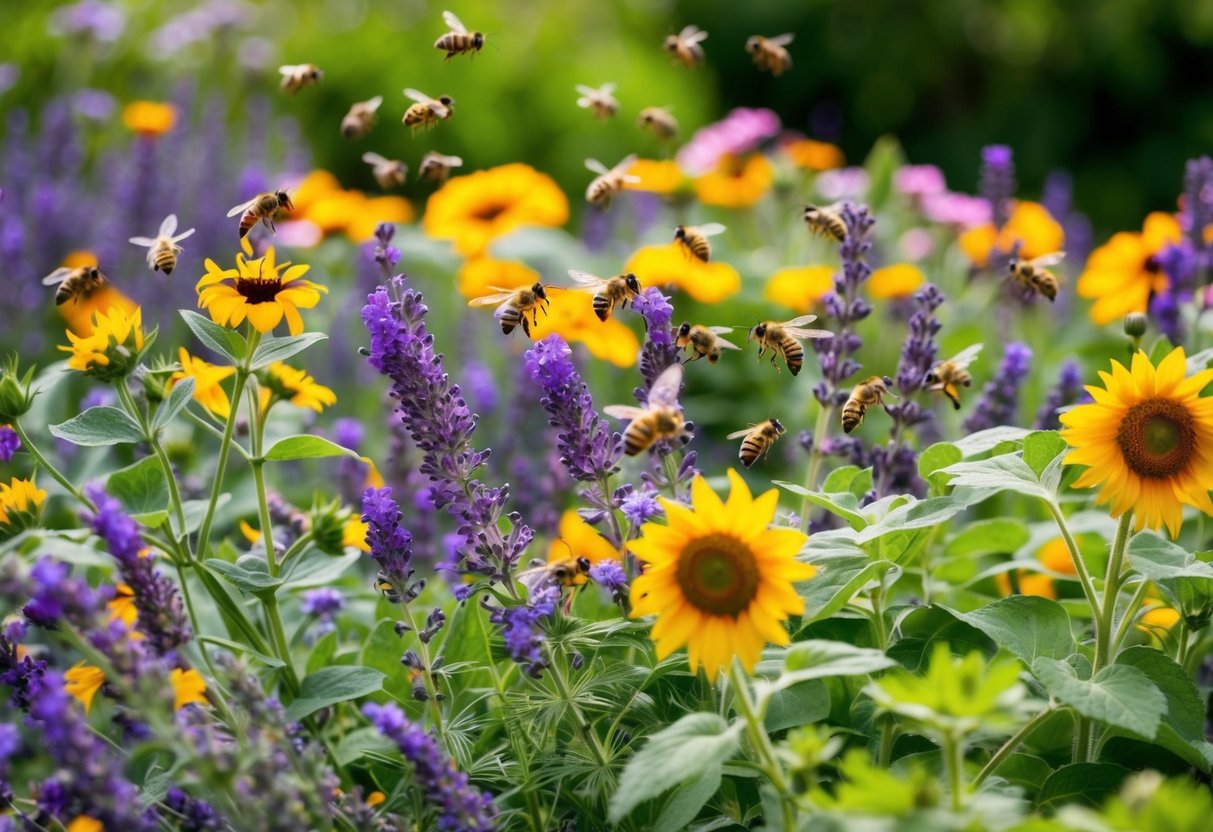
994;539;1077;600
171;348;235;419
764;265;835;313
1060;347;1213;538
457;257;539;300
59;305;147;381
780;138;845;171
170;668;208;710
868;263;925;300
624;159;686;195
258;361;336;413
424;163;569;257
629;470;815;677
64;662;106;713
196;243;327;336
1076;212;1182;325
529;289;640;368
122;101;175;137
958;201;1064;269
547;510;621;584
693;154;774;209
625;243;741;304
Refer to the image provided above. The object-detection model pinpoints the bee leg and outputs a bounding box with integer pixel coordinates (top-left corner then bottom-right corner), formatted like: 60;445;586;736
521;316;531;337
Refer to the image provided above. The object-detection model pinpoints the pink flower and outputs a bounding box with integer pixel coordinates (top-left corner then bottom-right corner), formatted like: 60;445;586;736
921;191;992;229
676;107;781;175
894;165;947;199
816;167;869;201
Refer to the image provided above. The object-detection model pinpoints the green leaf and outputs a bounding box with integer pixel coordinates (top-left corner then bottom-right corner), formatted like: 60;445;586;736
334;726;397;767
1112;646;1213;771
281;551;360;591
437;596;494;693
607;713;741;823
918;442;962;493
152;377;195;431
248;332;329;371
181;495;229;534
764;681;830;732
285;666;385;721
1031;658;1165;740
180;310;246;364
941;454;1054;501
306;630;338;675
50;406;144;446
1128;533;1213;582
991;752;1054;792
265;435;358;462
777;640;896;688
1036;762;1131;811
653;766;722;831
953;426;1031;457
107;456;169;526
854;496;970;546
360;619;411;695
944;519;1031;558
798;555;897;625
197;635;285;668
946;596;1075;665
203;558;283;594
774;481;866;530
822;465;861;494
1023;431;1067;477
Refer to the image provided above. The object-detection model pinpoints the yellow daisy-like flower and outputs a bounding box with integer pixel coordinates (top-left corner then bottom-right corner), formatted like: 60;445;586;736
424;163;569;257
59;282;139;338
1076;212;1182;325
529;289;640;368
693;154;774;209
0;477;46;538
259;361;336;413
868;263;925;300
629;470;815;678
59;305;147;381
346;196;414;242
1060;347;1213;538
764;265;835;313
122;101;176;136
170;667;208;710
343;515;370;552
107;582;138;629
781;138;845;171
64;662;106;713
624;159;685;195
547;510;621;585
457;258;539;300
367;791;387;808
625;243;742;304
196;243;327;336
171;348;235;419
958;201;1064;269
66;817;103;832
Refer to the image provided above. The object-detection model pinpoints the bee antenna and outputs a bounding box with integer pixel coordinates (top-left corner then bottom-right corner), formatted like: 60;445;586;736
556;539;573;557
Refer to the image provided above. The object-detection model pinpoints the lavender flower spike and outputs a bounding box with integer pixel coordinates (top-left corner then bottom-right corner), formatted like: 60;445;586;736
632;288;681;401
1033;359;1083;430
812;203;875;407
963;342;1033;432
979;144;1016;229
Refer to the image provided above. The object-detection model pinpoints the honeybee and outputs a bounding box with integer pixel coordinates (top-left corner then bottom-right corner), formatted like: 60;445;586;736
604;363;688;456
663;25;708;68
676;323;741;364
585;155;639;207
128;214;196;276
42;265;108;306
434;10;485;60
842;375;897;434
402;89;454;132
745;34;795;76
804;204;847;242
923;344;983;410
340;96;383;139
227;189;294;239
747;315;833;376
467;282;552;336
727;418;786;468
575;83;619;120
568;269;641;322
375;570;402;604
517;555;592;593
418;152;464;184
1008;251;1064;302
361;153;408;190
637;106;678;140
673;223;727;262
278;64;323;94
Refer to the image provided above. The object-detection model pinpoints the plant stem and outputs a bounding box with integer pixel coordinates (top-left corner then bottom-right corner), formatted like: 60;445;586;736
660;452;681;499
1110;579;1150;655
278;531;314;569
263;594;300;696
1047;502;1101;616
597;472;626;549
943;733;965;812
11;420;94;509
194;369;250;558
1093;513;1134;673
972;708;1054;788
799;404;834;533
728;661;797;828
394;597;446;745
117;382;190;541
547;647;610;770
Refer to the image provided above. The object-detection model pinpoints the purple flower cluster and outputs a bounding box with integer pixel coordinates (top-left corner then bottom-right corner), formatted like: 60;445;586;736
0;426;18;462
676;107;781;175
813;203;875;407
979;144;1016;229
85;484;190;654
363;702;497;831
963;342;1033;432
332;417;369;505
1042;171;1094;267
1033;360;1084;430
22;556;107;628
488;583;559;677
590;560;629;610
373;222;403;272
632;288;681;401
0;619;45;711
1184;156;1213;254
361;487;417;593
165;786;224;831
620;488;662;527
300;588;345;639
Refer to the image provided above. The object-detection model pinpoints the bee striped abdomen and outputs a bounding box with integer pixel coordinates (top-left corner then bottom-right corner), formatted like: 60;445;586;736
238;210;259;239
592;294;612;321
781;338;804;376
153;245;177;275
687;237;710;261
739;435;765;467
841;402;865;434
623;418;657;455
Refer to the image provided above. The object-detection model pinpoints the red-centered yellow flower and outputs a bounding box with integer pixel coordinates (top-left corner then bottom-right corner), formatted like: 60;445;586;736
958;201;1064;269
529;289;640;368
66;817;103;832
693;154;774;209
122;101;176;136
764;266;835;313
630;470;815;678
624;159;685;195
107;583;138;629
170;667;208;710
343;515;370;552
425;163;569;257
196;243;326;336
0;477;46;538
781;138;845;171
1076;212;1182;325
457;258;539;300
547;510;620;584
171;348;235;419
868;263;925;300
1060;347;1213;538
259;361;336;412
625;243;741;304
59;305;146;381
64;662;106;713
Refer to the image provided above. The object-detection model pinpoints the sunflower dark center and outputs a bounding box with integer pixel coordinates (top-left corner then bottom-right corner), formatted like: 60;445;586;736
1116;398;1197;478
675;533;760;617
234;277;284;304
473;201;509;222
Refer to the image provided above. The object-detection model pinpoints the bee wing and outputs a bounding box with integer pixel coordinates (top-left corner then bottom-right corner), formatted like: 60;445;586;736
726;426;756;440
680;25;708;44
610;153;639;175
696;222;727;238
568;269;608;289
714;336;742;350
128;237;156;248
41;267;72;285
767;33;795;46
603;405;649;420
707;326;734;335
443;154;464;166
159;214;178;237
226;197;257;217
364;95;384;112
576;96;594;109
783;327;834;340
278;64;302;75
516;564;554;593
467;292;517;307
428;101;451;119
600;82;617;94
403;88;432;104
585;159;611;175
1029;251;1066;268
946;343;984;370
575;84;598;97
647;363;684;408
780;314;819;328
441;10;468;34
362;152;389;166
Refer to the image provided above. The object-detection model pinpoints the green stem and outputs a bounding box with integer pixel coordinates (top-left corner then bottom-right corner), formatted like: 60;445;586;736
972;708;1054;788
943;733;965;812
264;594;300;696
278;531;314;569
117;382;189;540
660;452;681;499
11;420;94;509
1093;513;1134;673
798;404;834;533
194;368;250;558
1176;620;1192;672
251;462;278;576
598;472;626;549
394;597;446;745
728;661;797;827
1111;579;1150;655
1047;502;1101;617
1073;710;1092;765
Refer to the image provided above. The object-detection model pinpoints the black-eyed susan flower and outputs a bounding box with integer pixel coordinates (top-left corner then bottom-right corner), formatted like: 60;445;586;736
1060;347;1213;538
258;361;336;413
54;251;139;337
196;243;326;336
868;263;925;300
629;470;815;678
958;201;1064;269
764;265;835;313
693;154;774;209
170;667;207;710
1076;212;1182;325
546;510;620;585
59;305;148;381
122;100;175;136
994;537;1078;599
424;163;569;257
64;662;106;713
171;348;235;419
625;242;741;304
0;478;46;539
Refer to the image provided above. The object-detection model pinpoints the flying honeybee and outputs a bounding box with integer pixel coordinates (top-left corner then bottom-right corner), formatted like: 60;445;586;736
227;189;294;239
727;418;786;468
924;344;983;410
747;315;833;376
1008;251;1064;302
467;282;552;336
517;554;592;594
402;88;455;132
568;269;641;322
676;323;741;364
804;204;847;242
128;214;196;276
745;34;795;76
278;64;323;94
340;96;383;139
673;223;727;262
842;375;897;434
637;106;678;140
604;363;689;456
663;25;708;68
585;154;639;207
375;570;402;604
42;265;108;306
362;153;408;190
434;10;485;60
418;152;464;184
575;83;619;120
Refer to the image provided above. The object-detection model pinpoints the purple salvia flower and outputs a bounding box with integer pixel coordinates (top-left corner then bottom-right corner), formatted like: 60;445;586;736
463;360;498;414
300;587;345;639
1042;170;1095;268
0;426;18;462
373;222;402;273
632;288;680;401
620;488;662;526
363;702;496;831
1033;359;1084;431
49;0;127;41
963;342;1033;432
0;721;18;808
332;417;368;504
893;284;945;400
361;487;416;591
0;619;45;711
487;583;559;677
22;557;105;628
979;144;1016;229
812;203;874;407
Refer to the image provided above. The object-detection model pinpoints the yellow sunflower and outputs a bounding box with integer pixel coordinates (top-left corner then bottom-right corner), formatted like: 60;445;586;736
258;361;336;413
424;163;569;257
170;667;208;710
625;243;742;304
529;289;640;368
781;138;845;171
171;348;235;419
0;477;46;539
122;101;176;137
868;263;925;300
693;154;774;209
59;305;147;381
547;510;621;584
457;258;539;300
958;201;1064;269
196;243;327;336
1076;212;1182;325
1060;347;1213;538
994;539;1077;600
764;265;835;313
630;470;815;678
624;159;686;195
64;662;106;713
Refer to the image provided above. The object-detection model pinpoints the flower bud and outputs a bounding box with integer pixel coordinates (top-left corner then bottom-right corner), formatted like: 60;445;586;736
310;500;351;556
0;357;37;424
1123;312;1148;339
